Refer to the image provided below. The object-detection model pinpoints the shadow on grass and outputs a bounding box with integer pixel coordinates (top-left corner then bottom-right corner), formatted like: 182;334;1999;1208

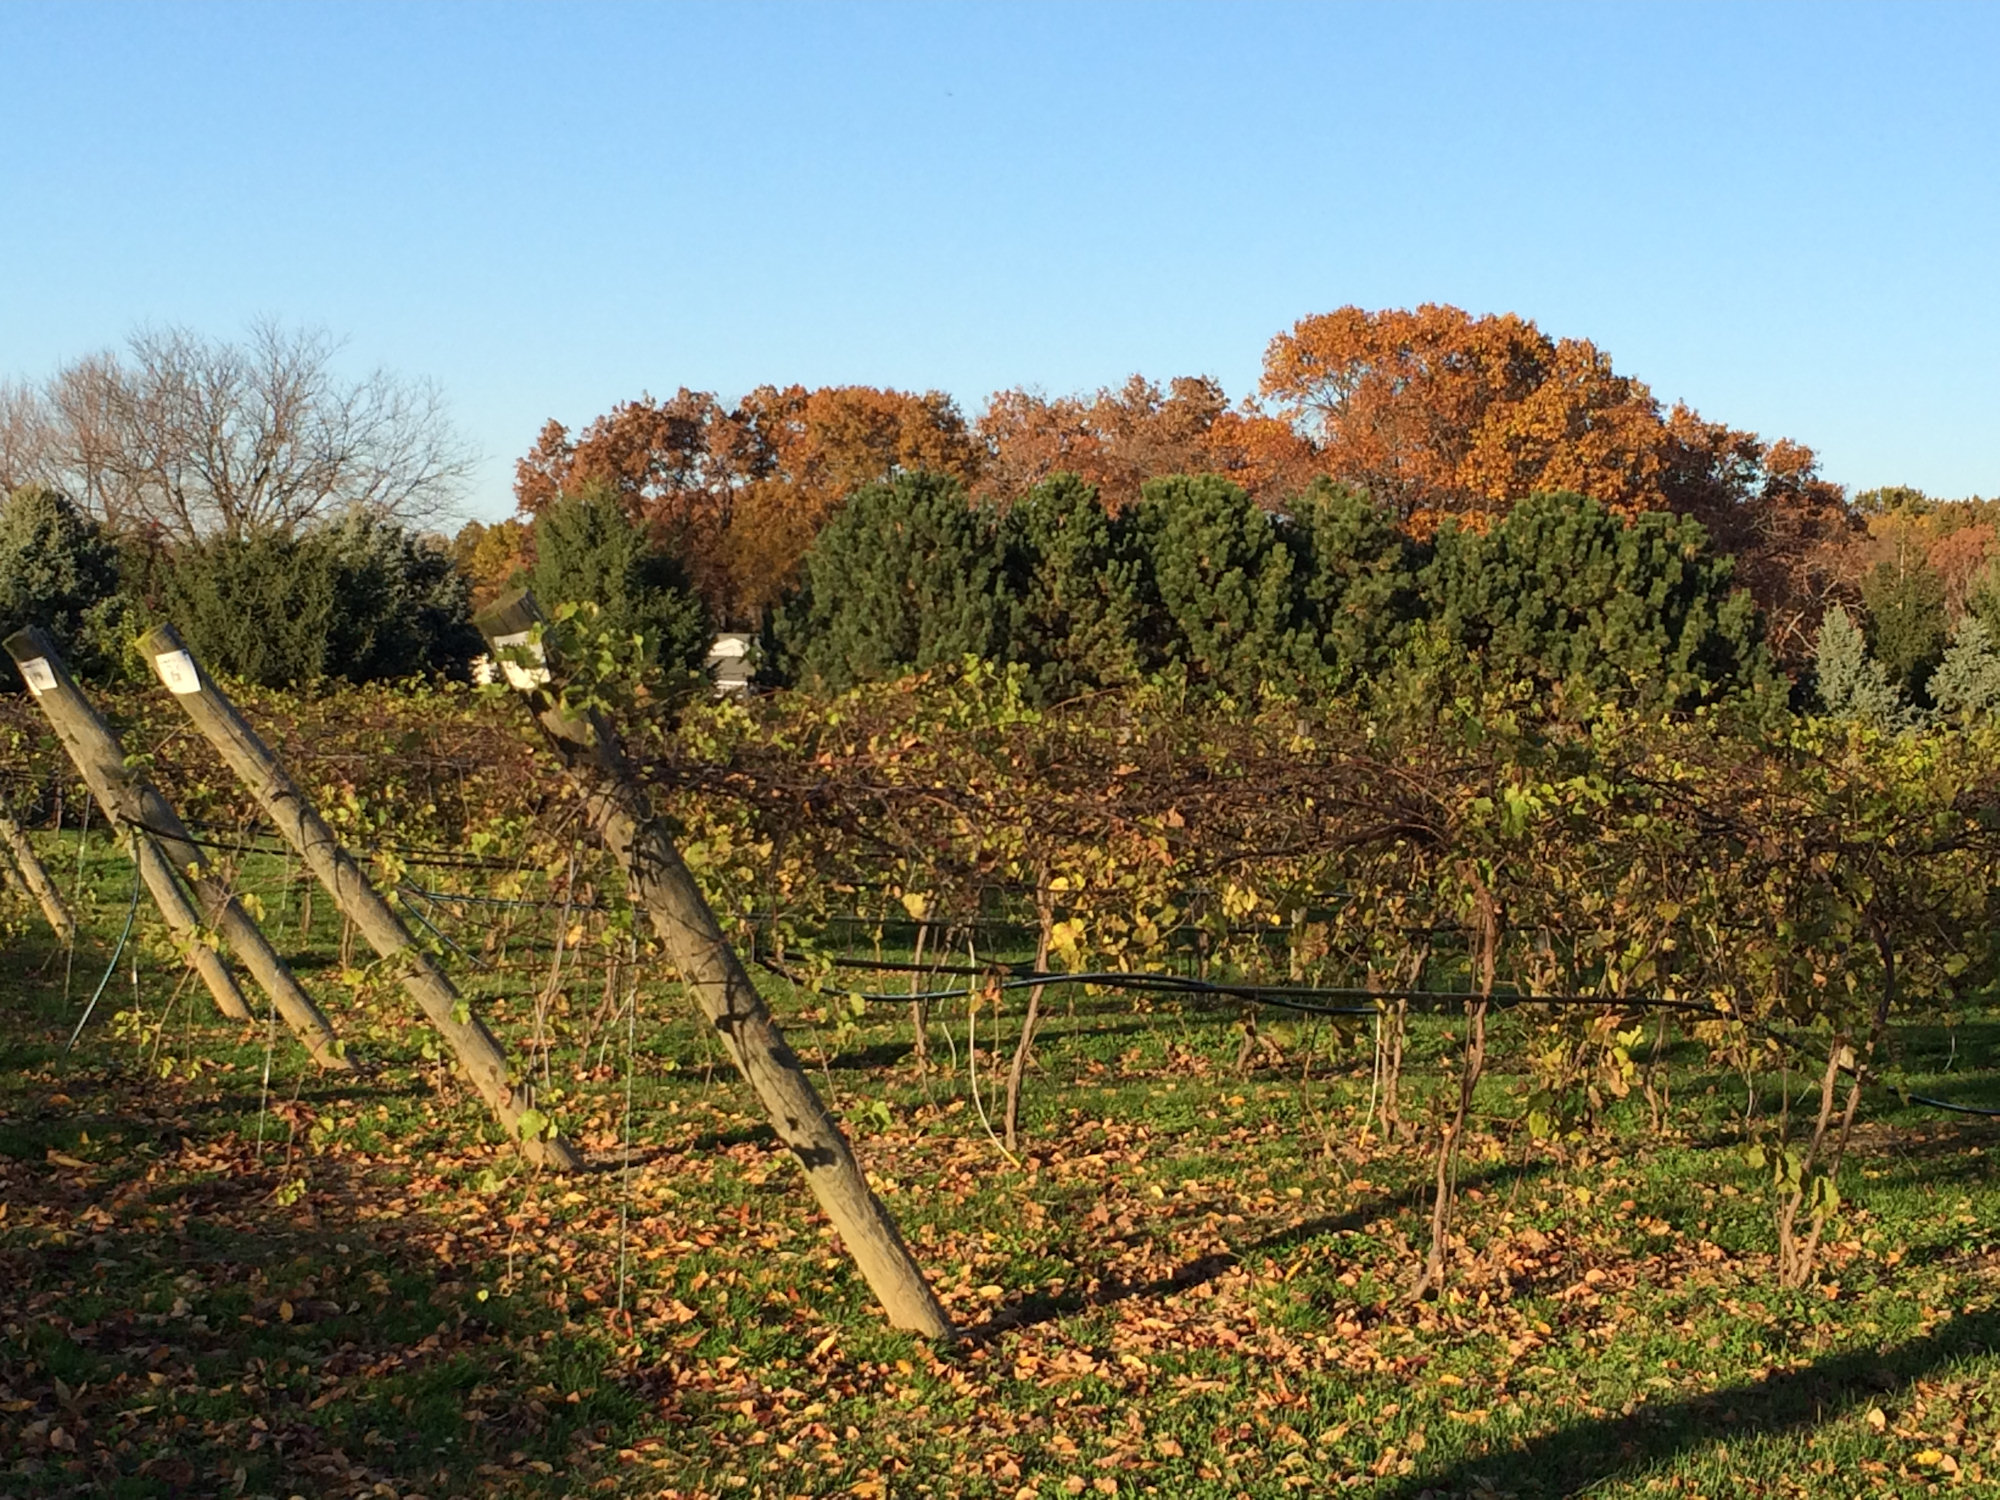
1381;1304;2000;1499
963;1159;1549;1345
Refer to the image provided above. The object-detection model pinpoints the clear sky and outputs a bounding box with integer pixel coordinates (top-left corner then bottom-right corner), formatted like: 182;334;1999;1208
3;0;1996;522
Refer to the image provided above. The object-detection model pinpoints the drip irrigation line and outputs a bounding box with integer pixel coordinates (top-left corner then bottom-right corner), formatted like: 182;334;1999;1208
780;956;2000;1118
1898;1091;2000;1118
819;955;1724;1015
66;856;143;1054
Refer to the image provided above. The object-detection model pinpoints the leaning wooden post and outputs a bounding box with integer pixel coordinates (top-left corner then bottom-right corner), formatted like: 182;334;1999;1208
476;593;953;1339
7;628;346;1063
136;624;579;1170
0;808;77;946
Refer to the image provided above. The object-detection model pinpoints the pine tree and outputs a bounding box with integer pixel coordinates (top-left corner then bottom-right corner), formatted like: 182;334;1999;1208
528;484;709;671
767;471;1012;690
1416;491;1766;709
1812;604;1907;726
0;485;119;688
158;510;485;687
1928;615;2000;726
1001;473;1150;703
1133;474;1299;698
1284;479;1417;691
1859;557;1948;703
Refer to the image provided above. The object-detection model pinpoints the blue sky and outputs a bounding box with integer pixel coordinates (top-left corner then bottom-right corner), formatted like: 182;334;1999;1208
3;0;1996;521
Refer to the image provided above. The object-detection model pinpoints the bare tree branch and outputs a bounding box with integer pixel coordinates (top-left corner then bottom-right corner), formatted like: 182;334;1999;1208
11;322;473;541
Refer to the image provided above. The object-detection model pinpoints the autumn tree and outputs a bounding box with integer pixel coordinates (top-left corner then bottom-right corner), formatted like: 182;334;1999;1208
1657;410;1856;660
1259;304;1663;531
978;375;1315;512
515;384;980;625
1259;304;1860;661
448;517;532;609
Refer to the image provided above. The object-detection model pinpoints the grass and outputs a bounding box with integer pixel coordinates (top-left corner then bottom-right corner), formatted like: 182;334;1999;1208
0;831;1995;1499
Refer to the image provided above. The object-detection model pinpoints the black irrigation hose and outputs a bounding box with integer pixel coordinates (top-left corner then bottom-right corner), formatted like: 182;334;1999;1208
767;956;2000;1119
820;955;1725;1015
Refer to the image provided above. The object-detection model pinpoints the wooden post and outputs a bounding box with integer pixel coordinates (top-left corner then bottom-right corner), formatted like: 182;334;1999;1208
0;804;75;944
476;593;953;1339
136;624;579;1170
6;628;346;1063
0;808;77;946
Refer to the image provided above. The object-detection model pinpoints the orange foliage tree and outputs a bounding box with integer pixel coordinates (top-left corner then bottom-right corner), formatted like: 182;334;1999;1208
515;385;979;624
1258;304;1664;533
977;375;1316;512
1259;304;1859;657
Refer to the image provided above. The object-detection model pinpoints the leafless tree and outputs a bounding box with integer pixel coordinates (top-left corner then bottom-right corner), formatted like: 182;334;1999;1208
6;321;473;541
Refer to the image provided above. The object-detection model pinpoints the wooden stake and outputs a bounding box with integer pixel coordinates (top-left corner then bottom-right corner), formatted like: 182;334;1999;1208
0;808;76;946
6;628;346;1062
475;593;952;1338
136;624;578;1169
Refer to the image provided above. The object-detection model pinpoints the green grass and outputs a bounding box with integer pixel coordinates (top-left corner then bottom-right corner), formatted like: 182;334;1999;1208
1;833;1995;1498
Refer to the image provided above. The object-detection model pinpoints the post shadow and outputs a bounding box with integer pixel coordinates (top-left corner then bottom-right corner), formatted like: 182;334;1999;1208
1380;1304;2000;1499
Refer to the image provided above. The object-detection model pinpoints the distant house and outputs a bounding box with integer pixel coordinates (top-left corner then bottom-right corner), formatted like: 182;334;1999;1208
707;632;754;696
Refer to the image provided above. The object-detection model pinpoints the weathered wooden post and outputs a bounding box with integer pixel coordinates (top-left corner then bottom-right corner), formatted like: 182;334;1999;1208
136;624;579;1169
6;628;347;1062
476;593;953;1338
0;808;75;946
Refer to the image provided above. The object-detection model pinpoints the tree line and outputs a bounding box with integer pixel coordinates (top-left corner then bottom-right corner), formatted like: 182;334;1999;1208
4;308;1997;711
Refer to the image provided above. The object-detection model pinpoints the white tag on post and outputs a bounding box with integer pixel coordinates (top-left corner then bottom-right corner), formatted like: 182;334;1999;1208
18;657;56;694
153;650;202;695
492;630;551;690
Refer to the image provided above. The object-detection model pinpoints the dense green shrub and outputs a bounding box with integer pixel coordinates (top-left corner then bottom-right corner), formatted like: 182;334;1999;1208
159;510;480;688
1283;479;1418;691
1132;474;1300;697
525;486;709;671
1415;491;1768;709
766;472;1011;691
1001;473;1151;702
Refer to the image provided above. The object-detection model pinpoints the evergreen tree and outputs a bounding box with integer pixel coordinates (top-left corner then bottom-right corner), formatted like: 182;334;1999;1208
159;530;341;686
1001;473;1150;703
1284;479;1418;691
0;485;119;688
159;511;482;687
767;472;1012;690
1928;615;2000;726
1811;604;1907;727
1859;557;1949;704
1415;491;1766;709
526;485;710;671
1133;474;1299;697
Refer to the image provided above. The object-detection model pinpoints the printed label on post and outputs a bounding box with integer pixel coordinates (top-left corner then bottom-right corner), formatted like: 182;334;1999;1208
153;650;202;695
492;630;551;690
17;658;56;694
